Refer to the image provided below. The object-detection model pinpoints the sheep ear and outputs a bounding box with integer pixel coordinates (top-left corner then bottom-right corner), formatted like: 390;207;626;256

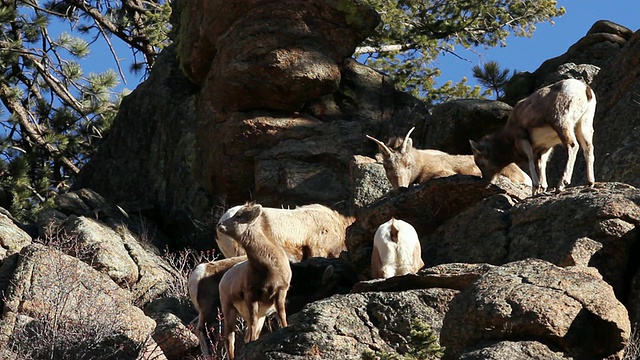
322;265;334;283
243;204;263;223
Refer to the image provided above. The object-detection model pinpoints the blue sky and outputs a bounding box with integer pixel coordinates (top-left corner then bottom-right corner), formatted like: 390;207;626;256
437;1;640;89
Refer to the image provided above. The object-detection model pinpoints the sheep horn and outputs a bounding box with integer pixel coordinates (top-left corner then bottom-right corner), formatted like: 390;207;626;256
366;135;392;156
401;127;415;153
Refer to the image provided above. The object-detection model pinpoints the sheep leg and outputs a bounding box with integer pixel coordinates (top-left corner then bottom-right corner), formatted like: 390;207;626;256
517;138;541;195
275;289;288;328
577;121;595;186
223;307;238;360
371;246;383;279
196;315;212;358
536;148;553;192
248;301;261;342
558;130;579;192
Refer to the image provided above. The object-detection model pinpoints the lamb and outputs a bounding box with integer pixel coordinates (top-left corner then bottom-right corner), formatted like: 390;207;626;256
188;256;358;357
469;78;596;195
367;127;531;188
216;203;354;262
218;204;291;359
188;256;247;357
371;218;424;279
216;205;244;258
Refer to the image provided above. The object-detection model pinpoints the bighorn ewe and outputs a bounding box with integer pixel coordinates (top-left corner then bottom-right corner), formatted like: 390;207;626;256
371;218;424;279
188;256;358;357
367;127;531;189
216;203;354;262
188;256;247;357
469;78;596;195
218;204;291;360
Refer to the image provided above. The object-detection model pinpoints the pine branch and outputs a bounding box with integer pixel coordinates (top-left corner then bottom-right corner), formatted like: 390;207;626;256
0;81;80;175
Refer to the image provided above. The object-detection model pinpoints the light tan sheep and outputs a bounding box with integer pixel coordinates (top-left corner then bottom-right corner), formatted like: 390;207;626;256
218;204;291;359
367;127;531;188
470;78;596;195
216;203;354;262
187;256;247;357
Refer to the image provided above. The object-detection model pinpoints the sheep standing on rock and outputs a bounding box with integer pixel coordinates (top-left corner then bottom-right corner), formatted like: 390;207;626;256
188;256;247;357
216;203;354;262
217;204;291;360
188;256;358;358
367;127;531;189
470;78;596;195
371;218;424;279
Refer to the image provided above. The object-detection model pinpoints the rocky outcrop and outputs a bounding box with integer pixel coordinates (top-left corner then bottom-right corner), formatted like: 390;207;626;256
347;175;529;278
424;183;640;305
239;288;457;360
457;340;570;359
38;3;640;359
75;0;431;249
592;29;640;189
0;244;156;358
37;189;182;306
426;99;512;155
441;259;630;360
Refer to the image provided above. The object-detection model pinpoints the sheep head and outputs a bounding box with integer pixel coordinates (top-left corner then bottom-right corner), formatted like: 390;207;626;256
216;203;263;239
367;127;416;188
470;135;516;183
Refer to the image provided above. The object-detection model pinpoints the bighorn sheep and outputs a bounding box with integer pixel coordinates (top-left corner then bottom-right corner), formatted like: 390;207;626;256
188;256;247;357
218;204;291;359
216;203;354;262
216;205;243;258
371;218;424;279
188;256;358;357
469;78;596;195
367;127;531;189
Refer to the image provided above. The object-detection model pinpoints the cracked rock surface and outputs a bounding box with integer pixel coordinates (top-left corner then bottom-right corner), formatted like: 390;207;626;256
238;288;457;360
440;259;630;360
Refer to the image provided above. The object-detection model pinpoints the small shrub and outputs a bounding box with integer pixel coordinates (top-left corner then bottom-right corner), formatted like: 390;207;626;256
624;324;640;360
362;320;444;360
6;247;141;359
162;247;218;300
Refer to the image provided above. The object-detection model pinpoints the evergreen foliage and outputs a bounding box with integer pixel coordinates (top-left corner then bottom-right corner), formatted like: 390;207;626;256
472;60;512;99
0;0;171;221
358;0;565;105
362;319;445;360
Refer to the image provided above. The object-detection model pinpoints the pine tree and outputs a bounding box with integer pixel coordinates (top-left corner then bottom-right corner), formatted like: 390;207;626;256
472;60;512;99
358;0;565;105
0;0;171;221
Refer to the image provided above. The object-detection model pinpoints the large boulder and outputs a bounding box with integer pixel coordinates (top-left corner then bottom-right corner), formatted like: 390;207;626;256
0;244;156;358
592;29;640;188
238;288;457;360
425;183;640;307
440;259;630;360
37;189;182;306
427;99;512;155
